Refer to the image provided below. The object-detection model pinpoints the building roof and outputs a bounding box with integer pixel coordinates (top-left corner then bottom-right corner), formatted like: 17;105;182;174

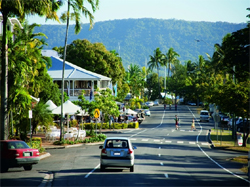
47;56;111;81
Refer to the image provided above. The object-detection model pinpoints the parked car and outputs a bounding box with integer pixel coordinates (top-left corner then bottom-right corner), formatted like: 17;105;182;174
146;101;154;107
144;109;151;116
187;101;196;106
236;121;250;132
0;140;40;172
153;101;159;106
200;110;210;122
126;115;138;122
99;137;137;172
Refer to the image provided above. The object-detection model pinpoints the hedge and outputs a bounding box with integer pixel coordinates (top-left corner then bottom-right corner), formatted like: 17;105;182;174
83;122;139;130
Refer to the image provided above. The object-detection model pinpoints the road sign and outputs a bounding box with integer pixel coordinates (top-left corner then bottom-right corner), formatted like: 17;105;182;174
94;109;100;118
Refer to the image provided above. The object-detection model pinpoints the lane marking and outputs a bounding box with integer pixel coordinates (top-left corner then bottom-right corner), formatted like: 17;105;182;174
154;139;160;142
189;142;196;144
164;173;169;178
142;139;149;141
158;154;161;157
187;106;250;184
165;141;172;143
177;141;183;144
85;164;100;178
160;162;164;166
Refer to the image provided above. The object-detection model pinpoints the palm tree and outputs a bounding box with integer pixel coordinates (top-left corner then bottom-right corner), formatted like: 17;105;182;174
59;0;99;141
0;0;61;140
148;47;164;98
164;48;180;98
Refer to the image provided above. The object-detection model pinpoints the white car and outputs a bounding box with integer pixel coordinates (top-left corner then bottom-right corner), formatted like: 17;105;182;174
99;137;137;172
144;109;151;116
146;101;154;107
153;101;159;106
200;110;210;122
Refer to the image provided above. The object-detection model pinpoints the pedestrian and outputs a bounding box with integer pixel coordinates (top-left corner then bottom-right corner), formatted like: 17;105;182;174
191;118;196;130
174;115;179;130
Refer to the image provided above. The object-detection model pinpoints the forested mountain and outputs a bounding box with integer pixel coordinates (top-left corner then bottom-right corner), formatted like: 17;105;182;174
34;18;246;70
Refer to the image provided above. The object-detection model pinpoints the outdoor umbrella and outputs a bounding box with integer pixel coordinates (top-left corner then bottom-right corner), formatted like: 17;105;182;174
124;109;138;115
52;100;83;133
45;100;57;111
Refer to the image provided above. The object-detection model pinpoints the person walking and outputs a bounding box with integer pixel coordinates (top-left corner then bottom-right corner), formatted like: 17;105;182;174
174;115;179;130
191;118;196;130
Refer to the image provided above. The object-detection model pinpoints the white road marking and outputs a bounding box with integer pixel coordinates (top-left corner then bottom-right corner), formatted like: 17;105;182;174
142;139;149;141
187;106;250;184
201;142;209;145
177;141;183;144
159;147;161;149
180;130;185;131
165;141;172;143
154;139;160;142
158;154;161;157
164;173;169;178
189;142;196;144
160;162;164;166
85;164;100;178
130;138;137;141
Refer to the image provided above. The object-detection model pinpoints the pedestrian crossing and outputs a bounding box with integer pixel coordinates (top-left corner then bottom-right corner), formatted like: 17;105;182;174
129;138;210;146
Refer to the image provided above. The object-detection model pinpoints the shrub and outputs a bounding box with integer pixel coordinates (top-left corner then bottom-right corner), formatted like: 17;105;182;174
70;119;78;127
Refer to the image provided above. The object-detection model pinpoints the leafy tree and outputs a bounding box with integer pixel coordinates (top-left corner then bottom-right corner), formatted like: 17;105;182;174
92;88;120;133
130;97;143;109
163;47;180;98
148;47;164;98
0;0;61;140
53;39;125;86
31;102;54;135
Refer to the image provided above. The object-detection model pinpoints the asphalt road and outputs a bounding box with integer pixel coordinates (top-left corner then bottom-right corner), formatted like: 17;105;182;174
1;105;249;187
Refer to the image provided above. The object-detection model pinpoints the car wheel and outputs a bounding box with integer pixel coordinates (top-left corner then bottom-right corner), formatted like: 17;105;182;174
207;120;209;122
0;165;9;173
23;165;32;171
130;165;134;172
100;164;105;172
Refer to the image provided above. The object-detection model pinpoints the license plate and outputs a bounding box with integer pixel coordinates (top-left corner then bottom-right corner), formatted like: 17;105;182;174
23;152;31;156
114;152;120;156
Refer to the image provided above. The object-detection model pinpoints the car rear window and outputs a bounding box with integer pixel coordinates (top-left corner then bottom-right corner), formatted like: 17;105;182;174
201;112;208;115
7;141;30;149
106;139;128;148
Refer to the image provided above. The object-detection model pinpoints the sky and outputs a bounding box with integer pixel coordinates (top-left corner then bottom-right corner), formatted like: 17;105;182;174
27;0;249;25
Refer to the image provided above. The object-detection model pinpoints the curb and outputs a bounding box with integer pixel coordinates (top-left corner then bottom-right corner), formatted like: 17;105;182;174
39;152;51;160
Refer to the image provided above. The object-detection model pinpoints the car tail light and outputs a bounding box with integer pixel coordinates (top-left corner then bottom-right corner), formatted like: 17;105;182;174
36;152;40;156
101;148;107;154
128;149;133;154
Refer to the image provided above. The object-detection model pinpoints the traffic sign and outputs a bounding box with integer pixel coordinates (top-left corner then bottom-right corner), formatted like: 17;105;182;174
94;109;100;118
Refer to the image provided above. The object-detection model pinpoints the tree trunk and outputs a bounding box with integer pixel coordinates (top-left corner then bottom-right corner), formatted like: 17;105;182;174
1;13;9;140
60;0;71;141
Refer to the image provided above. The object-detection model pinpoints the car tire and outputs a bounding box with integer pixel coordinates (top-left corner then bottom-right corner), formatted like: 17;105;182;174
0;165;9;173
130;165;134;172
100;164;105;172
207;120;209;122
23;165;32;171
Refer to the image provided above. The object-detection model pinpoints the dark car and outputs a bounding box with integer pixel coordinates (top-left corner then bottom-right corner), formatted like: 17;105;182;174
236;121;250;132
0;140;40;172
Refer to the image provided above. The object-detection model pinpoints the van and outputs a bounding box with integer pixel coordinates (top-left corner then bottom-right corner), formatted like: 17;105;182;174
200;110;210;122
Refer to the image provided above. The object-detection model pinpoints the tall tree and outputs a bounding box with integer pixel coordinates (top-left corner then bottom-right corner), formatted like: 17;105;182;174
163;47;180;97
148;47;164;98
0;0;61;140
59;0;99;141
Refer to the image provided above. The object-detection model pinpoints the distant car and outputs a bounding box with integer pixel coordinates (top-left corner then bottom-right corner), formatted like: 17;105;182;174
146;101;154;107
153;101;159;106
0;140;40;172
200;110;210;122
99;137;137;172
236;121;250;132
144;109;151;116
126;115;138;122
187;101;196;106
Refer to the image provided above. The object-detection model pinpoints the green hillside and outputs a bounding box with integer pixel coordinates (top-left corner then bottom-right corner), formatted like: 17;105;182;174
35;18;246;70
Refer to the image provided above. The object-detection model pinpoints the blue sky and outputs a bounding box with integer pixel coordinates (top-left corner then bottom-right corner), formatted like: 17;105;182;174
27;0;249;24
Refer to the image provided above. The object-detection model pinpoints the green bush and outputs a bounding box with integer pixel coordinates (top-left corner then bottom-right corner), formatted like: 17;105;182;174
128;122;139;128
